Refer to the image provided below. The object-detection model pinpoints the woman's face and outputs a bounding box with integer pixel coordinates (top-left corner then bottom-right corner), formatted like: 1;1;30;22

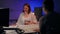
24;5;29;12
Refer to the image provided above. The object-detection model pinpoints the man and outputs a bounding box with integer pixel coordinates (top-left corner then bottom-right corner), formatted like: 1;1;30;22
40;0;60;34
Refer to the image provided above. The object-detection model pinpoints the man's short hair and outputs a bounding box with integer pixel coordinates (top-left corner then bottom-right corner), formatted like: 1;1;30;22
43;0;54;12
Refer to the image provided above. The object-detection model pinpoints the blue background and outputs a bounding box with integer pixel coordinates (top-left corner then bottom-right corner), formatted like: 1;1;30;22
0;0;60;24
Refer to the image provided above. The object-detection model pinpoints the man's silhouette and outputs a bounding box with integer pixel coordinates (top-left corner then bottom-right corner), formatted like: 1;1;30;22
40;0;60;34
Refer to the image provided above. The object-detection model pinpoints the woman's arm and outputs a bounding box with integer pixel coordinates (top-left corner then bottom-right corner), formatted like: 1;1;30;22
16;13;23;27
27;13;38;25
31;13;38;24
24;13;38;25
30;13;40;32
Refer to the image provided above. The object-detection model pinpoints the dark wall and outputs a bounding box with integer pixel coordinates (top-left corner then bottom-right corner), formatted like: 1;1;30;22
54;0;60;13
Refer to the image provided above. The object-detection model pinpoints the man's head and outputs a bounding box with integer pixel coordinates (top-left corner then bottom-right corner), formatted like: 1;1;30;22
43;0;54;15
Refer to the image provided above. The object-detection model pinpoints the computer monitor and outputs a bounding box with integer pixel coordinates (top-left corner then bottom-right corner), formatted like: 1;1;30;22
0;8;9;27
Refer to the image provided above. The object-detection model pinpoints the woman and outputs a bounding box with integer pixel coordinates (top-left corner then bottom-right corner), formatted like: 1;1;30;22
16;3;38;25
16;3;39;34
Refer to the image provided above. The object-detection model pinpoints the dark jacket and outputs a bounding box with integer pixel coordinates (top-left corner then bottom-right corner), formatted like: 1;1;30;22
40;12;60;34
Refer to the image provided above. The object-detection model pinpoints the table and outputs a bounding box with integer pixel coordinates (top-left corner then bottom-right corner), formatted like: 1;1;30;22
3;24;40;34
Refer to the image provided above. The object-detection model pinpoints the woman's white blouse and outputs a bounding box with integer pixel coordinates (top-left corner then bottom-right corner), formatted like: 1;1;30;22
16;12;37;25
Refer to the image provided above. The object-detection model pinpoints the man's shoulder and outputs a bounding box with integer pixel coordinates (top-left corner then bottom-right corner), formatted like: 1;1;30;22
47;12;60;18
47;12;60;22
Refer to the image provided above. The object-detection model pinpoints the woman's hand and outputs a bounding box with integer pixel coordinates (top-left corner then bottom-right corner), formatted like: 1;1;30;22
24;20;32;25
24;21;37;25
24;21;30;25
